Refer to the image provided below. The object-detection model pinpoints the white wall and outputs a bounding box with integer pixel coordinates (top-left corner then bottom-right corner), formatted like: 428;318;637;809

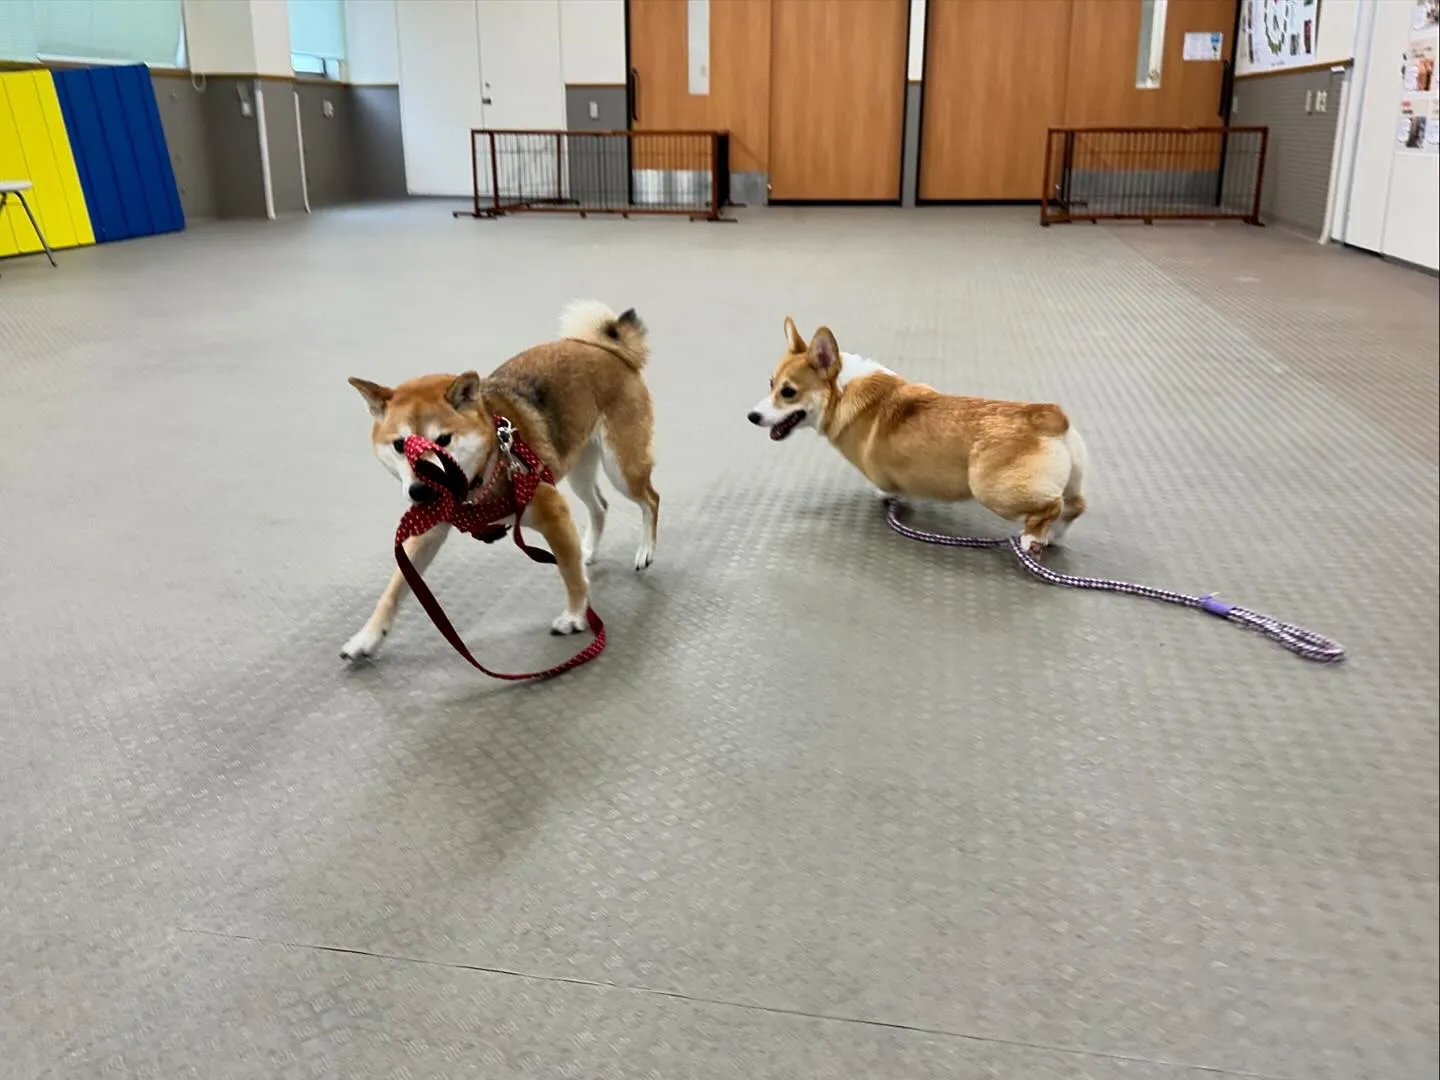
182;0;292;75
559;0;625;84
1235;0;1361;75
249;0;293;76
344;0;400;83
183;0;259;73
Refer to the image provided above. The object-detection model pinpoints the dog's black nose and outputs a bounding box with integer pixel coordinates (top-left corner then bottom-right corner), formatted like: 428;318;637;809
747;411;762;425
407;481;438;505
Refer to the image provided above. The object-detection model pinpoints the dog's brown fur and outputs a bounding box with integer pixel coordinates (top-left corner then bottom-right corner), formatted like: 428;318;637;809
754;318;1087;550
342;302;659;660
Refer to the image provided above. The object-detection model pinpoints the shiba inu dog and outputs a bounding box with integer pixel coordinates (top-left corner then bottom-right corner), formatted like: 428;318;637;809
749;318;1087;552
343;300;659;660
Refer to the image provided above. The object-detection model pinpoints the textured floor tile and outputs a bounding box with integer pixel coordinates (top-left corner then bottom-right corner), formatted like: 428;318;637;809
0;204;1435;1080
0;926;1256;1080
1111;222;1439;464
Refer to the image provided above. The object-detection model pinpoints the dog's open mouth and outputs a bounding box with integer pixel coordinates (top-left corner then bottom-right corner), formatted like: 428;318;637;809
770;411;806;441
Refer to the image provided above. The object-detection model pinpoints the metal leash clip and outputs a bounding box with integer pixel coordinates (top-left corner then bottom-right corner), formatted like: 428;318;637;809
494;417;524;475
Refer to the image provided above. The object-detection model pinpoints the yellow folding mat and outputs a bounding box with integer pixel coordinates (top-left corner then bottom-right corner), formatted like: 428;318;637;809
0;69;95;258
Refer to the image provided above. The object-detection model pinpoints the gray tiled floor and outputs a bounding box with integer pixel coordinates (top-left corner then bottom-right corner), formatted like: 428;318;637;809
1;205;1436;1079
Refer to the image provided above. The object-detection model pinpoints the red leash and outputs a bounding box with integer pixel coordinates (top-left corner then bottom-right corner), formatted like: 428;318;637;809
393;418;605;680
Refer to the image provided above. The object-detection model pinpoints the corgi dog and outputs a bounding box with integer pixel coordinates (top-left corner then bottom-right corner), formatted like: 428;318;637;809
342;300;660;661
748;318;1087;553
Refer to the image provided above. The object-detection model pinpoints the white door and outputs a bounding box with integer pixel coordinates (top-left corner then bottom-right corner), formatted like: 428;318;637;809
1342;0;1440;270
1378;15;1440;269
1380;153;1440;270
475;0;566;200
1343;0;1409;252
397;0;485;197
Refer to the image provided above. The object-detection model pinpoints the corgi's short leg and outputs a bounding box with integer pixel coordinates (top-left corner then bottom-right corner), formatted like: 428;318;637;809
972;439;1069;556
1051;427;1088;547
1015;498;1065;554
973;483;1064;553
1050;493;1086;547
872;485;901;503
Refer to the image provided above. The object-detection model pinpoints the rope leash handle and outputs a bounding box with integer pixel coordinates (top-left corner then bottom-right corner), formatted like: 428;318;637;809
391;423;607;681
884;500;1345;664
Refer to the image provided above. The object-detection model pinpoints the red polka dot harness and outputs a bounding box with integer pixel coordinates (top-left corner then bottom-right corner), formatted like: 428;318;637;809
393;417;605;680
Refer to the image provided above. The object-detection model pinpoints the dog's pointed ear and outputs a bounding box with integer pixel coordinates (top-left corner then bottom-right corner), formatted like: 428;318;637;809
808;327;839;375
783;316;806;354
348;377;392;419
446;371;482;412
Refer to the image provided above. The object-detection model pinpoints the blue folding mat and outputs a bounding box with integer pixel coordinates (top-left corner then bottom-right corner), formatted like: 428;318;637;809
52;64;185;243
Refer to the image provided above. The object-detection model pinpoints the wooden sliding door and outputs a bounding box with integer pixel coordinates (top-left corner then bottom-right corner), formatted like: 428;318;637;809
627;0;772;172
1065;0;1235;127
919;0;1073;200
767;0;909;201
1064;0;1237;175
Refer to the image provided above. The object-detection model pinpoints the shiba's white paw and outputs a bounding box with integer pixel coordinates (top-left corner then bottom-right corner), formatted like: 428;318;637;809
633;541;655;572
551;610;588;635
341;622;388;661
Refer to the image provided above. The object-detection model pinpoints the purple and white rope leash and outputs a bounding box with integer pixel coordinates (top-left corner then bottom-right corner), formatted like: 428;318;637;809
883;499;1346;664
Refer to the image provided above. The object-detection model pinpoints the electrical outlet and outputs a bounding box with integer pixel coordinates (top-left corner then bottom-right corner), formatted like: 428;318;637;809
323;100;335;119
1304;89;1314;113
1315;89;1328;113
589;100;599;120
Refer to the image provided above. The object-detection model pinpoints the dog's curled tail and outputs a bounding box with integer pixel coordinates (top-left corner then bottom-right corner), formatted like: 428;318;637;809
559;299;649;371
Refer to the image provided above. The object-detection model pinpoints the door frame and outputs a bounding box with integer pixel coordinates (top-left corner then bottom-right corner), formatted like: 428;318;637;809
623;0;635;205
765;0;914;205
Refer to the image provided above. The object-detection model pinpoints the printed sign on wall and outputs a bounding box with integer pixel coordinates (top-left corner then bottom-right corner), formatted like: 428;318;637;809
1397;0;1439;153
1241;0;1319;70
1183;31;1225;61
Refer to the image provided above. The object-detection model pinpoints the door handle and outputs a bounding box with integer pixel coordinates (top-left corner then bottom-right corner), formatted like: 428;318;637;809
1218;59;1233;117
628;67;639;123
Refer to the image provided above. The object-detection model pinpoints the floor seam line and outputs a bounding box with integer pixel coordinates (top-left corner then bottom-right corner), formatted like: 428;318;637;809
177;926;1297;1080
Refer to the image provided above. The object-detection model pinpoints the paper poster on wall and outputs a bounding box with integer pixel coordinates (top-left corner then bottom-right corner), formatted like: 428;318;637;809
1396;2;1439;154
1396;99;1439;153
1403;39;1436;92
1183;32;1225;61
1244;0;1319;70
